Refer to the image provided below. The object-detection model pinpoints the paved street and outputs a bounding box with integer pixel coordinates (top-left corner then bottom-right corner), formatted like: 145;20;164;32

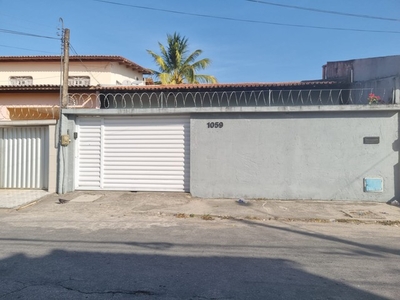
0;193;399;299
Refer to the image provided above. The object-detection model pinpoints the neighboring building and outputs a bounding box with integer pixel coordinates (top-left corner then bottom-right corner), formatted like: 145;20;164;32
0;55;150;192
0;55;151;120
323;55;400;104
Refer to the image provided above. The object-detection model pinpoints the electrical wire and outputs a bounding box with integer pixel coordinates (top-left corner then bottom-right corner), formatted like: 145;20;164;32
247;0;400;22
92;0;400;34
69;43;101;85
0;44;57;54
0;28;59;40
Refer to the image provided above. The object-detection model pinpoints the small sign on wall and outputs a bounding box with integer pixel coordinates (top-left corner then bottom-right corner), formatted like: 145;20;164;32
364;178;383;192
363;137;380;144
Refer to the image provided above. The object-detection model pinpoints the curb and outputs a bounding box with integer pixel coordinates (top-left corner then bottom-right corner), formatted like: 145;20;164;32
171;212;400;226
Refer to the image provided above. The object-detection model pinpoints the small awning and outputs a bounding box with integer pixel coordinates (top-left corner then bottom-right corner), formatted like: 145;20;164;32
7;106;60;120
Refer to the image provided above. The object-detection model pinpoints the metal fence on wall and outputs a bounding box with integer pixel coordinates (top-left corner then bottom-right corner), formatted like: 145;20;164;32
0;88;394;121
68;88;392;109
0;105;59;121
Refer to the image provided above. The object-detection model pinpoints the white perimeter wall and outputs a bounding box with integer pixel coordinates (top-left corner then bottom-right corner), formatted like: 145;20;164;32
190;111;400;201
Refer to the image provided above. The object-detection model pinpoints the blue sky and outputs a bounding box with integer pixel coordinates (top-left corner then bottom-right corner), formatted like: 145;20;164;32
1;0;399;83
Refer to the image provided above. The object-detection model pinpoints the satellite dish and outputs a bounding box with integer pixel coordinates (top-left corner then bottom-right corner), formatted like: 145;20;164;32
122;80;131;85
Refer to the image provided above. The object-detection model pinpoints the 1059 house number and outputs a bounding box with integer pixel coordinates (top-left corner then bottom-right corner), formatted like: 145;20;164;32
207;122;224;128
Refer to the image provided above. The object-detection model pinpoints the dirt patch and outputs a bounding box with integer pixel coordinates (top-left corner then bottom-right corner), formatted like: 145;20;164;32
201;214;214;221
341;210;386;219
175;213;188;218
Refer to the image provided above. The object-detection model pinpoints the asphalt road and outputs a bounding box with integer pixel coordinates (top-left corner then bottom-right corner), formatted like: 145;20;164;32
0;208;399;299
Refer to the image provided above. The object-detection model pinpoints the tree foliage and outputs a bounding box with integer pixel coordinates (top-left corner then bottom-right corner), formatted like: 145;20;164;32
147;33;217;84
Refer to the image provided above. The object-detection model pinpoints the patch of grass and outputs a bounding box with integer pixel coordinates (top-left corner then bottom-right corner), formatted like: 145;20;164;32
201;214;214;221
244;216;262;221
175;213;188;218
218;215;234;220
377;220;400;226
336;219;364;225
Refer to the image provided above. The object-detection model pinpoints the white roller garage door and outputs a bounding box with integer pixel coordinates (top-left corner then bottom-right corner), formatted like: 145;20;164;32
0;126;49;189
76;116;190;192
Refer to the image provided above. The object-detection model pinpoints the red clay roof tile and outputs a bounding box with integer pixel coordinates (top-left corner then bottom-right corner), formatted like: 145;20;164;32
0;81;345;92
0;55;151;74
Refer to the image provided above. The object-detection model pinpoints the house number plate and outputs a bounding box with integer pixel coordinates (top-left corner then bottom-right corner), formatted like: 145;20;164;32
207;122;224;128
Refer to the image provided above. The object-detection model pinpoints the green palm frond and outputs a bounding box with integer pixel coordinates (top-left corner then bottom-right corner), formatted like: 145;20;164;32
191;58;211;71
147;32;217;85
194;74;218;84
184;49;202;65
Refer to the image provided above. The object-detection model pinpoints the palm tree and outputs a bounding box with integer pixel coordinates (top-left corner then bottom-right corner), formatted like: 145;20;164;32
147;33;217;84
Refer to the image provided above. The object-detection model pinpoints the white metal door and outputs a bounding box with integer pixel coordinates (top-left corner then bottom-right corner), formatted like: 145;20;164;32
0;126;49;189
76;116;190;192
75;117;102;190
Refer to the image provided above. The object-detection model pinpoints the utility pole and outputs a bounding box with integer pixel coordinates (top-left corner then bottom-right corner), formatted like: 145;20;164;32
57;28;70;194
61;28;70;108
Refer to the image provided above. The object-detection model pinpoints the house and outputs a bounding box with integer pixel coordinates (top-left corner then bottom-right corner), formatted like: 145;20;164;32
59;66;400;202
2;54;400;202
0;55;150;192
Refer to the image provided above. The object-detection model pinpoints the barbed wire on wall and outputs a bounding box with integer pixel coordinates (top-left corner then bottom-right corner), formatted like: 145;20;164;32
0;105;60;121
0;88;393;122
67;88;393;109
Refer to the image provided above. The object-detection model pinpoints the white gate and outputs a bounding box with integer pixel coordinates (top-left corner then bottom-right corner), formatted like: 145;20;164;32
0;126;49;189
76;116;190;192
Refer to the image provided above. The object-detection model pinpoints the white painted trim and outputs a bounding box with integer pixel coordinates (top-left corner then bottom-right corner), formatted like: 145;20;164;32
0;120;57;126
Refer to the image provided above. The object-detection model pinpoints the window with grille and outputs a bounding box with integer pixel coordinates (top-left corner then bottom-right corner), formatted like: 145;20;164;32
9;76;33;86
68;76;90;86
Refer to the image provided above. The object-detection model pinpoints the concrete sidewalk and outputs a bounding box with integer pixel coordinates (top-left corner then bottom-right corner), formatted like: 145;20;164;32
0;189;51;209
2;190;400;225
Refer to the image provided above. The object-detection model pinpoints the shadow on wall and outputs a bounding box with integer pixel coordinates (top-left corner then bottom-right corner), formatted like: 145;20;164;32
0;248;387;299
393;117;400;202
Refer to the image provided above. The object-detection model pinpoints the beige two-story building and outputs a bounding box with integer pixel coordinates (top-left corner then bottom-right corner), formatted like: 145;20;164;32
0;55;150;192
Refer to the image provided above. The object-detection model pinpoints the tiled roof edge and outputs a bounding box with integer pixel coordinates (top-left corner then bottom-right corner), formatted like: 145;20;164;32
0;55;151;74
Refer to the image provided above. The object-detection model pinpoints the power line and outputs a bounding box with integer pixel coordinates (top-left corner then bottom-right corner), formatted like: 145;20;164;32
0;28;59;40
92;0;400;34
69;43;101;85
247;0;400;22
0;44;58;54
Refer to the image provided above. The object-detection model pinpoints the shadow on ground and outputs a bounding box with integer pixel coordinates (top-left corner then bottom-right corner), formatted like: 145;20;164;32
0;247;387;299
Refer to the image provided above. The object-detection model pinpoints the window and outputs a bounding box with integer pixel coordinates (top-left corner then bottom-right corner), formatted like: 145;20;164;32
9;76;33;86
68;76;90;86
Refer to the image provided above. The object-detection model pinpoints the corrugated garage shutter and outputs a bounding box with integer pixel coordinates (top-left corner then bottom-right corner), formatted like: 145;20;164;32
0;126;49;189
76;116;190;192
75;117;102;189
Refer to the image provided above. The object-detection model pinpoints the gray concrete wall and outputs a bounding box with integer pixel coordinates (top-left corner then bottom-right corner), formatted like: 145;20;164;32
190;111;400;201
57;114;77;194
353;56;400;82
